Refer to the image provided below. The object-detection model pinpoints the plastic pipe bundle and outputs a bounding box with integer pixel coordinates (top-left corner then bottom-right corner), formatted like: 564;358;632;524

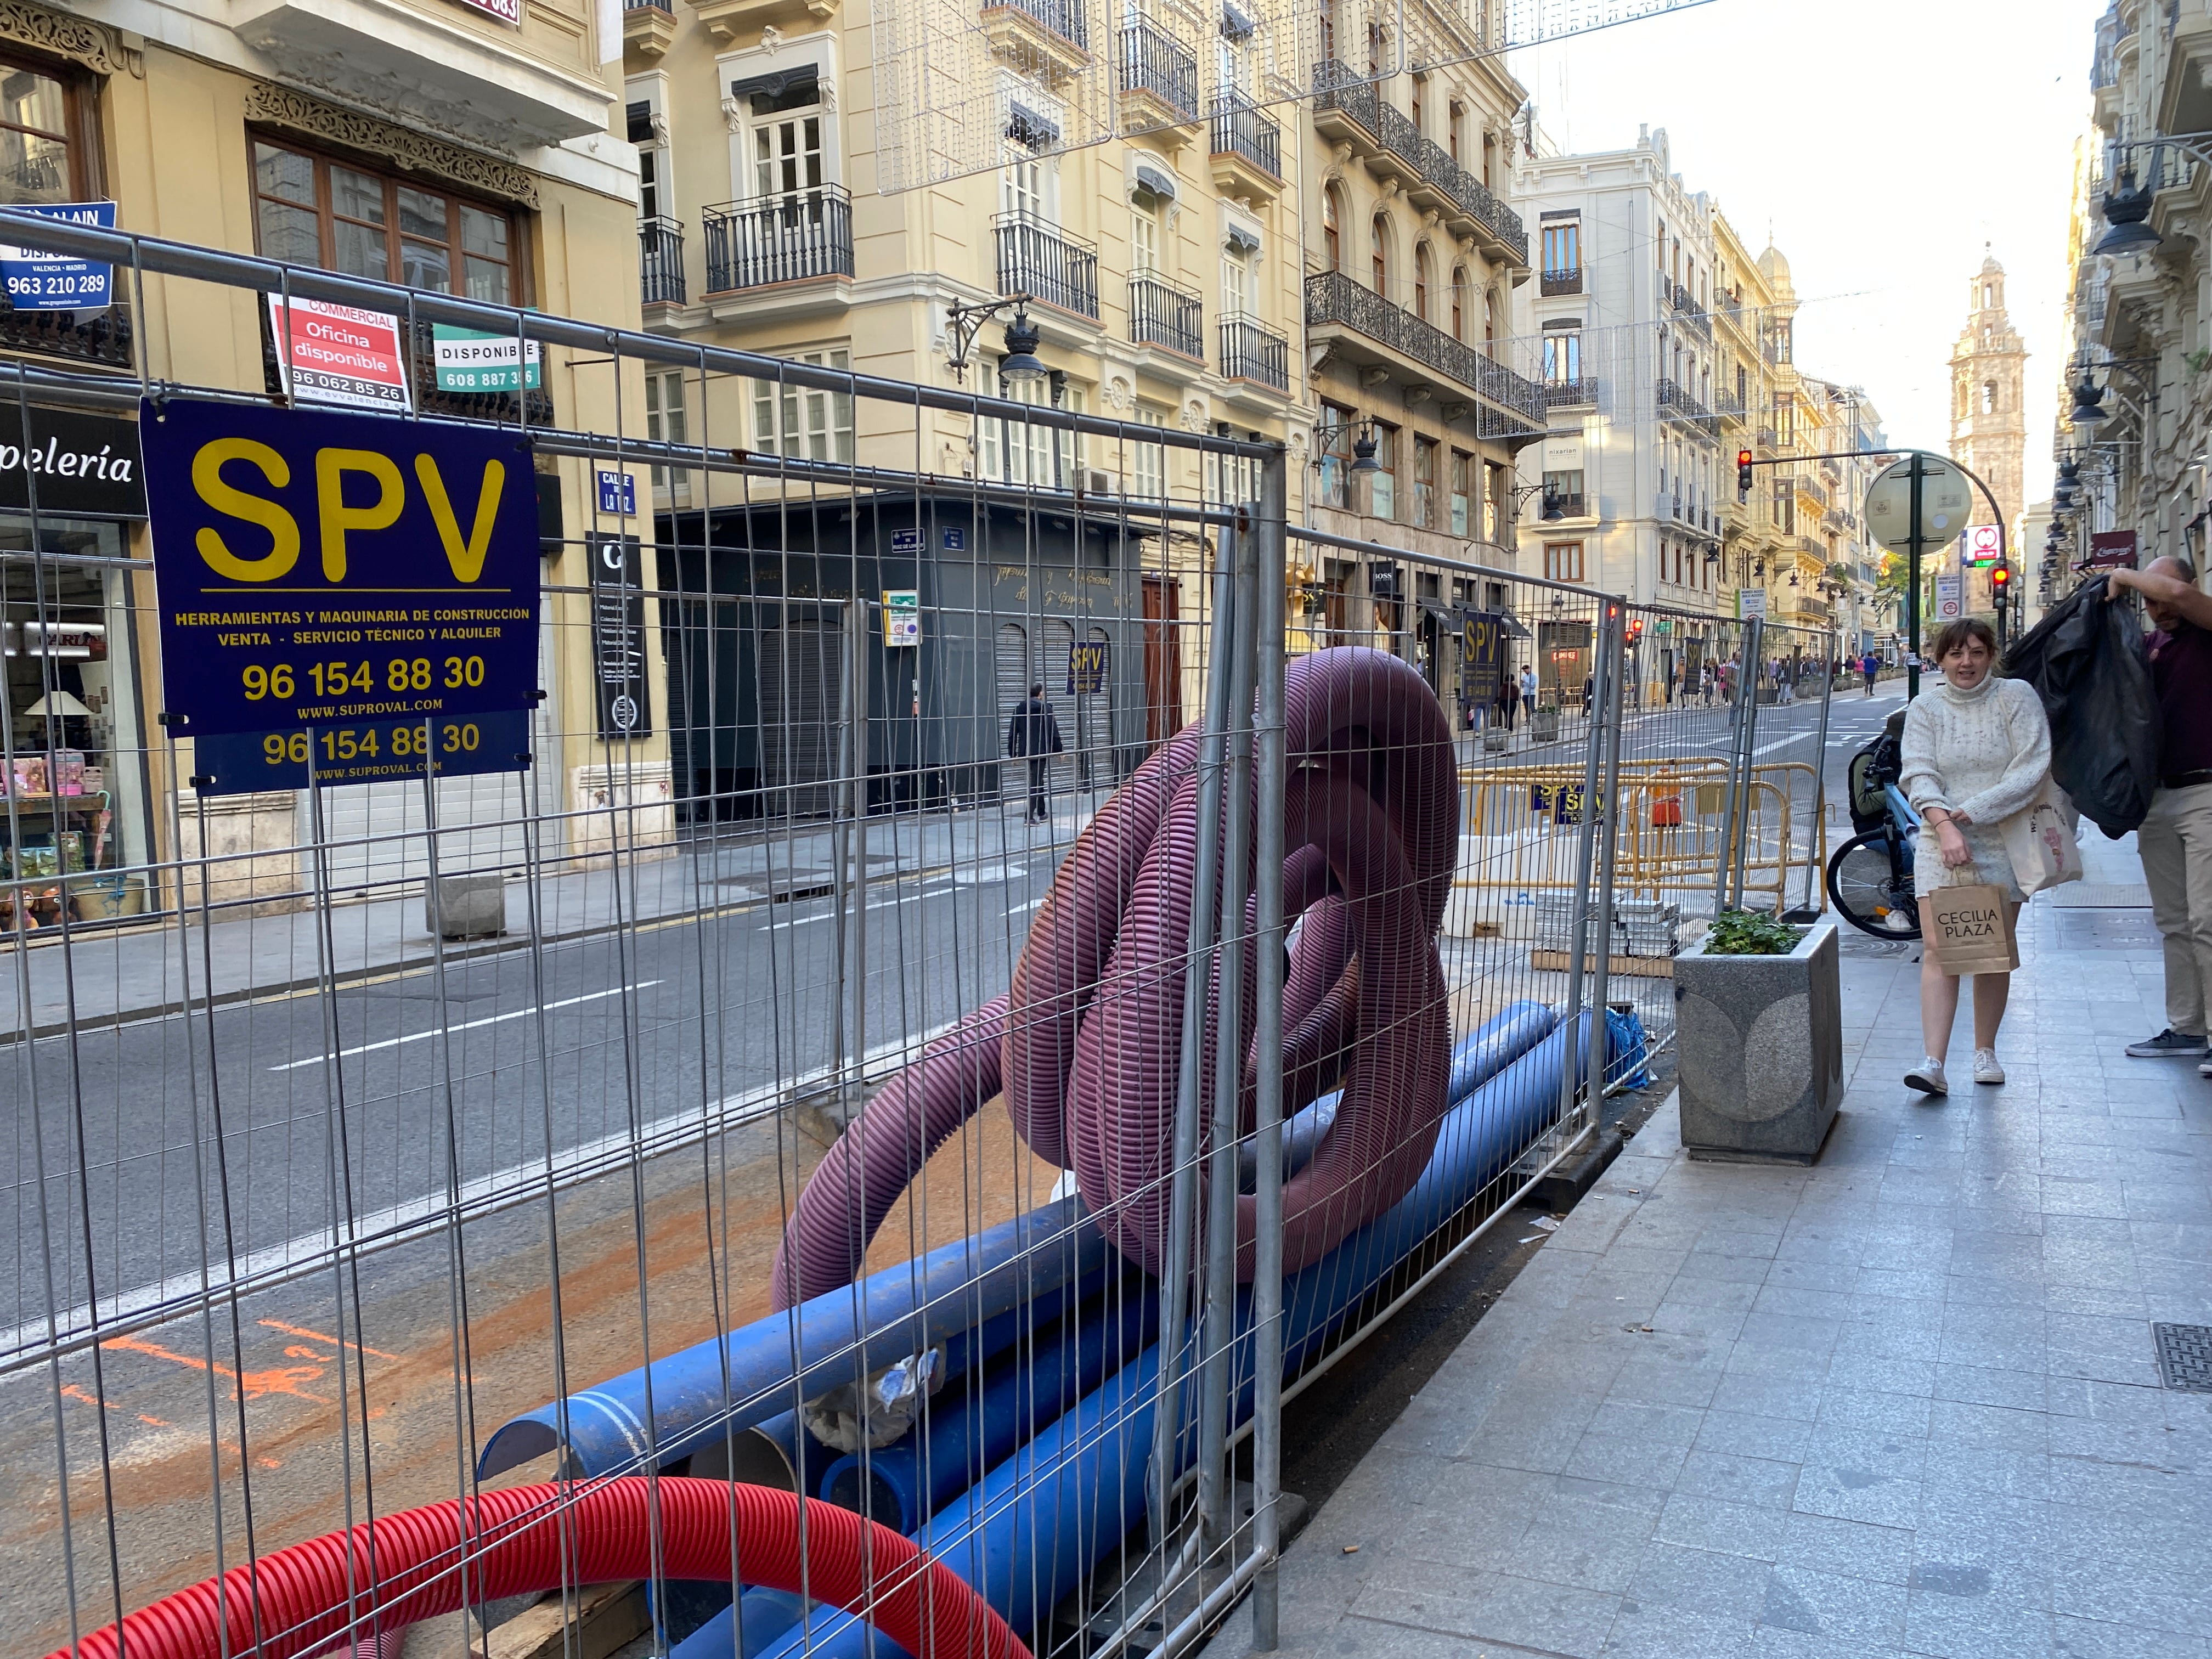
778;648;1460;1304
478;1197;1107;1481
725;1014;1590;1659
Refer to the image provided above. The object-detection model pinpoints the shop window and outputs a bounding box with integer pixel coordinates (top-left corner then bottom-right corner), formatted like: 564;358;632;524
1;518;153;924
0;53;130;370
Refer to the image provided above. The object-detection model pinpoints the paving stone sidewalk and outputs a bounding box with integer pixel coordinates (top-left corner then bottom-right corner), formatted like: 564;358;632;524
1210;868;2212;1659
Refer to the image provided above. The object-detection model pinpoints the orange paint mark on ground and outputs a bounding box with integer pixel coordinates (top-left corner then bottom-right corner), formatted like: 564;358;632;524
58;1383;171;1428
256;1318;399;1361
101;1334;329;1403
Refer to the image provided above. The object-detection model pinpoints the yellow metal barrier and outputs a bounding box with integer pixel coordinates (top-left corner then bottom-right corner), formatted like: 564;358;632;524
1454;759;1826;912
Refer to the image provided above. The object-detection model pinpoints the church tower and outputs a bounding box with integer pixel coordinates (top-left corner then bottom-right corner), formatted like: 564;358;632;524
1948;252;2028;539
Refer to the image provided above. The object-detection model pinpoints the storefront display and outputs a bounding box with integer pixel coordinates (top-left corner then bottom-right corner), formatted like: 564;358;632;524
1;514;153;929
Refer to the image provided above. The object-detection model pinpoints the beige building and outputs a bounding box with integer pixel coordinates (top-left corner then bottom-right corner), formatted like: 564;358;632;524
2069;1;2212;598
0;0;645;916
1297;10;1544;694
620;0;1307;800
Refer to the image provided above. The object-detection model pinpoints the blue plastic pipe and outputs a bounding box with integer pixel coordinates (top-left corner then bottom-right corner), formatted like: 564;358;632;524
478;1195;1110;1480
710;1014;1593;1659
820;1282;1158;1534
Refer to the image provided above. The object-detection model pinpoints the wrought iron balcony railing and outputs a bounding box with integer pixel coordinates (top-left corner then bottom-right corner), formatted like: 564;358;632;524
1117;18;1197;119
1130;270;1202;358
1210;94;1282;180
1219;312;1290;391
702;186;853;293
1656;377;1716;429
1304;268;1547;432
639;215;685;306
989;0;1086;49
996;212;1099;319
1541;267;1582;296
1543;377;1597;407
1311;61;1527;263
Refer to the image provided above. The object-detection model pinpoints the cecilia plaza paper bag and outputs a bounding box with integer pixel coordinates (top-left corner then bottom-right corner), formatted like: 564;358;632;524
1927;882;2018;977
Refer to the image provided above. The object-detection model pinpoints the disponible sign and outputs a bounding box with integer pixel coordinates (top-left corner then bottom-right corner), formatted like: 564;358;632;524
0;201;114;312
268;296;411;412
0;405;145;519
142;397;539;742
432;324;541;392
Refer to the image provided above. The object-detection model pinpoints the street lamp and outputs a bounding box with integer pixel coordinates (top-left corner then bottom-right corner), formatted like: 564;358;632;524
2092;167;2160;257
943;293;1047;386
2068;373;2108;430
1351;425;1380;475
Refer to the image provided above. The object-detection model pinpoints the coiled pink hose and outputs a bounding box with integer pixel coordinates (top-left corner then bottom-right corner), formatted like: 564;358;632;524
775;647;1455;1297
46;1477;1027;1659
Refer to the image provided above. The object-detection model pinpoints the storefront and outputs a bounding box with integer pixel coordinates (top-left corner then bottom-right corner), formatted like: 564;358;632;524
0;404;154;930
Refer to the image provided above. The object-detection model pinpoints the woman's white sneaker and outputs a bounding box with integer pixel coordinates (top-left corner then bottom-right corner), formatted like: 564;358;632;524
1972;1049;2006;1086
1905;1058;1949;1096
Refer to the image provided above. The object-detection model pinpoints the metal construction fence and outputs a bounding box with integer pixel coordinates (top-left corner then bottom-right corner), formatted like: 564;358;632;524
2;213;1831;1659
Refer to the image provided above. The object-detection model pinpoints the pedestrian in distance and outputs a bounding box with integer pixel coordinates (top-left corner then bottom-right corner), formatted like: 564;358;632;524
1862;651;1880;696
1006;680;1063;824
2106;557;2212;1065
1898;617;2054;1094
1494;668;1518;731
1519;663;1537;720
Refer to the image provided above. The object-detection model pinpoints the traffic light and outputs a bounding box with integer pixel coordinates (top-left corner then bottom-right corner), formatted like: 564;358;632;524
1737;450;1753;499
1991;564;2012;600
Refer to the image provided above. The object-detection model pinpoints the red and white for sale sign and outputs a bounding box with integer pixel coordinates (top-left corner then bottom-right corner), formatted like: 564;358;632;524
267;295;411;413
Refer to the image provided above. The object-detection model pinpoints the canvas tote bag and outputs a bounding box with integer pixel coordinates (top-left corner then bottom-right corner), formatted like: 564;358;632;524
1927;873;2018;977
2001;778;2085;898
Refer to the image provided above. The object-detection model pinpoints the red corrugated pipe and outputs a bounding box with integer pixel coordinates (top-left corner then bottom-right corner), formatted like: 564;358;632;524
46;1477;1028;1659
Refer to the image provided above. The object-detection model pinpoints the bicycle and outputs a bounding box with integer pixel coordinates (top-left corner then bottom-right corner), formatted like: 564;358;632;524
1827;781;1923;940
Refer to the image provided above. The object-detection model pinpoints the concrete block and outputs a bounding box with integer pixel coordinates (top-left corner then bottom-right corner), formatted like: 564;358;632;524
428;873;506;939
1674;921;1844;1165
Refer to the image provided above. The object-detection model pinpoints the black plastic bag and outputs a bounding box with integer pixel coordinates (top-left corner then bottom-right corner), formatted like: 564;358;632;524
2004;574;2159;837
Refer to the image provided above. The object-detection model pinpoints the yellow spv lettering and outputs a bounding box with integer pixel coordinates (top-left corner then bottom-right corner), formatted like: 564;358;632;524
191;438;300;583
414;454;505;583
315;448;404;582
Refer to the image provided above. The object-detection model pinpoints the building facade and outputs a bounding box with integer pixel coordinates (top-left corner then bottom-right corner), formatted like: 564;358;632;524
2065;0;2212;600
623;0;1307;812
1297;7;1545;706
0;0;641;924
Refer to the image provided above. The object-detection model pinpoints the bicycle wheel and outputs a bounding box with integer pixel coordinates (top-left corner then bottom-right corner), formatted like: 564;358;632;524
1827;828;1921;940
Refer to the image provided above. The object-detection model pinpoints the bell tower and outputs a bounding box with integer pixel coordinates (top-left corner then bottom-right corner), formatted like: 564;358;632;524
1948;251;2028;537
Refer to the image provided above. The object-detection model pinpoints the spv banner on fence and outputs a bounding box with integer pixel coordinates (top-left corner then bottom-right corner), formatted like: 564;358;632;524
141;397;539;791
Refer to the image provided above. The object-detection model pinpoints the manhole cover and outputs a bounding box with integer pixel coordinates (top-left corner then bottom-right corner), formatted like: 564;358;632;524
2154;1323;2212;1392
2055;911;2166;952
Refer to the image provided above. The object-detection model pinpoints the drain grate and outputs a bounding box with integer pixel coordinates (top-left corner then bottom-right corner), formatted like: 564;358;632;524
2153;1323;2212;1392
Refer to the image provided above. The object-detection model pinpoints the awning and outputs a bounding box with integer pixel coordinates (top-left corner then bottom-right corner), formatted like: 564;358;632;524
1225;224;1261;255
1419;598;1457;624
1133;161;1177;200
1007;103;1061;149
1496;607;1532;639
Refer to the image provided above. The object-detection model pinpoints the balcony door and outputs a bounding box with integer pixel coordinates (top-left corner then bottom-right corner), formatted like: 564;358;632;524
749;78;826;207
1002;145;1059;226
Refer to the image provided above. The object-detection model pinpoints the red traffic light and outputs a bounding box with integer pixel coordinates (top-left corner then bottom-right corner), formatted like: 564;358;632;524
1736;450;1752;468
1991;564;2012;589
1736;450;1753;497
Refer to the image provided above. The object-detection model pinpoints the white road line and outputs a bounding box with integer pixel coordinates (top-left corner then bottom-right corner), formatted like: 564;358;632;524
1753;735;1812;755
9;1012;966;1367
269;982;663;1071
786;882;955;925
1008;896;1047;916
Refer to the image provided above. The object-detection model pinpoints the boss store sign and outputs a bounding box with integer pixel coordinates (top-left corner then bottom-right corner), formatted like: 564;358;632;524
0;405;147;520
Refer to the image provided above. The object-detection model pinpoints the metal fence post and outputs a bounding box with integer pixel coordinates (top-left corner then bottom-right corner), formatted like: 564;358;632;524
1556;597;1613;1144
1584;609;1628;1112
1199;500;1260;1576
850;595;871;1094
1250;454;1288;1653
1795;645;1836;915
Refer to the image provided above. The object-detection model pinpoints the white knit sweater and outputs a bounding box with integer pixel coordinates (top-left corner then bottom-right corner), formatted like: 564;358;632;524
1899;674;2052;897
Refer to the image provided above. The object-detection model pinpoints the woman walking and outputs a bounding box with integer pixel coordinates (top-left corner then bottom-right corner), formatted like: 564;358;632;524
1898;617;2053;1094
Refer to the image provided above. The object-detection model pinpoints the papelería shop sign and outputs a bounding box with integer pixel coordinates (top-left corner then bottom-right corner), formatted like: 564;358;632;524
141;397;539;793
0;404;146;519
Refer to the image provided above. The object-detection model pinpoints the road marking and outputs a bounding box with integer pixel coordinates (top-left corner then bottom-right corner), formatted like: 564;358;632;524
1008;896;1047;916
101;1333;330;1403
1753;735;1811;755
785;885;951;926
4;1012;968;1369
258;1317;399;1360
268;982;662;1071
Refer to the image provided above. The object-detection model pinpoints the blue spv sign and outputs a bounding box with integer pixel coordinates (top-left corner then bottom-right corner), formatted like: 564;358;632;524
144;397;539;741
0;201;114;312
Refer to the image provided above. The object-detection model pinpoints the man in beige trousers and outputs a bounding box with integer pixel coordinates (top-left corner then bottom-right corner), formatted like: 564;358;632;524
2108;557;2212;1065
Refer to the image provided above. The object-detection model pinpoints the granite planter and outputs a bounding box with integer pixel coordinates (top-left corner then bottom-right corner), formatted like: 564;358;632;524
1674;919;1842;1164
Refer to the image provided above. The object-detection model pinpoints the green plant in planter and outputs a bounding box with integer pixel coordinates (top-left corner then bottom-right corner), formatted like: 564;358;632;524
1703;910;1804;956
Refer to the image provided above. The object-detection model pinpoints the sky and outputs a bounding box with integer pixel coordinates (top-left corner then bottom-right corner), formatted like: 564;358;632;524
1508;0;2103;505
